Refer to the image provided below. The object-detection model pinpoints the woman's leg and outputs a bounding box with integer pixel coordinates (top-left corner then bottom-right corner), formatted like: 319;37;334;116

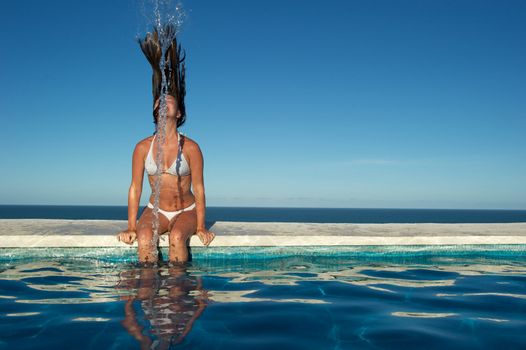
136;206;171;263
168;207;197;263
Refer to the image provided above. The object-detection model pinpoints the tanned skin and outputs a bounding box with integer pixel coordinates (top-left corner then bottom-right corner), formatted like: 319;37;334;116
117;95;215;263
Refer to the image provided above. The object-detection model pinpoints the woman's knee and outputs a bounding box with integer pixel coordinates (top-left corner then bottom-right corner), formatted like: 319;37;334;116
169;229;187;244
136;227;154;246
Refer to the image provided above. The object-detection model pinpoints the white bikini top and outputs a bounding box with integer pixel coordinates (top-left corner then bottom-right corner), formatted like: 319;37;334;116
145;131;191;177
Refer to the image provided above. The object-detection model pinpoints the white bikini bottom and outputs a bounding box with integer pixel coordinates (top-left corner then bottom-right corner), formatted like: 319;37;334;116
147;202;196;222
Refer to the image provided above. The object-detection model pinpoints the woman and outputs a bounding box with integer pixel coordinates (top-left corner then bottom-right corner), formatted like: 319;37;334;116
117;25;215;263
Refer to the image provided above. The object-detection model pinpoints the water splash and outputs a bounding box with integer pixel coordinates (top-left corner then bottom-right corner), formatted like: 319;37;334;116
136;0;187;263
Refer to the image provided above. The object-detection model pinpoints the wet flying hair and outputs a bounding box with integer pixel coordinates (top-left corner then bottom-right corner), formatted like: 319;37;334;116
137;23;187;130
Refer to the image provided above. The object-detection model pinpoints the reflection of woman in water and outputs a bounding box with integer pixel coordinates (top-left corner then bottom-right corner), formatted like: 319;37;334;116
116;24;215;263
117;264;209;349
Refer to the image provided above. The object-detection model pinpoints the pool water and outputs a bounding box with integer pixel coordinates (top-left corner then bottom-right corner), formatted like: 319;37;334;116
1;246;526;349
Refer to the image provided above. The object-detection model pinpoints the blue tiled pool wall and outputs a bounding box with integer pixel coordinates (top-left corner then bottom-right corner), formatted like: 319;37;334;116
1;245;525;266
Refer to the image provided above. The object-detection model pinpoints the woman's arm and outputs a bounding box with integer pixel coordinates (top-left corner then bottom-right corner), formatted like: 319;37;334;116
190;143;206;230
128;142;145;231
189;140;215;246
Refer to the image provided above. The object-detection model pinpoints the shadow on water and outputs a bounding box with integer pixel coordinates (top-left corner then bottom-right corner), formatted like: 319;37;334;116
116;261;210;349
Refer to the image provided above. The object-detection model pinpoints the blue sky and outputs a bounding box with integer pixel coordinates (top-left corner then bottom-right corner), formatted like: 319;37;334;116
1;0;525;209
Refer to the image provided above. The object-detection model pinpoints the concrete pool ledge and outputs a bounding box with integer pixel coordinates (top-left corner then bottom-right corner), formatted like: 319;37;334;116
0;219;525;248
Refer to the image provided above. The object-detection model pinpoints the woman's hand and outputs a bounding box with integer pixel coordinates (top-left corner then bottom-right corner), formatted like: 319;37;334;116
195;228;215;247
117;229;137;245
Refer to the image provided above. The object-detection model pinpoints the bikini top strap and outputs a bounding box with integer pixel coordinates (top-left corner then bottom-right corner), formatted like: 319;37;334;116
177;131;182;153
148;134;156;156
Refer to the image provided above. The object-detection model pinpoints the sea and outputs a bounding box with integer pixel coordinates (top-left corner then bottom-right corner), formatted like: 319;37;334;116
0;205;525;223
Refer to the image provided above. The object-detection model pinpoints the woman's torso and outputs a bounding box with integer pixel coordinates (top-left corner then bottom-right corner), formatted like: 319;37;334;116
143;132;194;211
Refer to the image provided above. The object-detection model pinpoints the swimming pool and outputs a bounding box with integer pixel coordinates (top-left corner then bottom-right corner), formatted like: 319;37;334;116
1;246;525;349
